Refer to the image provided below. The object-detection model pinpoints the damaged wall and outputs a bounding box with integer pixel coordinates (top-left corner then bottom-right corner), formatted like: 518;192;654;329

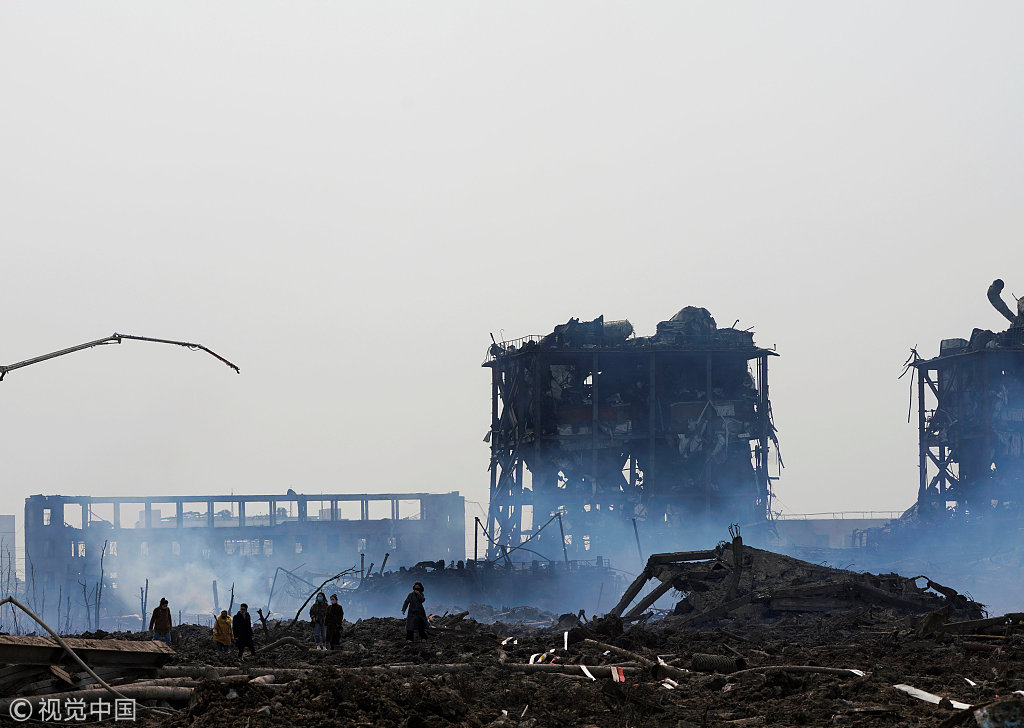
484;307;780;561
22;492;464;629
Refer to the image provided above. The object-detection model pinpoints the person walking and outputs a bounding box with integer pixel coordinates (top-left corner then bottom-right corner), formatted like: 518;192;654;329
310;592;328;650
233;603;256;657
149;597;173;646
212;610;232;653
401;582;428;641
325;593;344;650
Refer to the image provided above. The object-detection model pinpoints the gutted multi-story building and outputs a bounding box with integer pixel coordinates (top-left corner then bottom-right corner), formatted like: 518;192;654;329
484;307;780;560
912;280;1024;520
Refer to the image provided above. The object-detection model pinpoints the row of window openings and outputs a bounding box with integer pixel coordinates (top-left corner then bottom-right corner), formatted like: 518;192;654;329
41;503;422;527
59;537;396;559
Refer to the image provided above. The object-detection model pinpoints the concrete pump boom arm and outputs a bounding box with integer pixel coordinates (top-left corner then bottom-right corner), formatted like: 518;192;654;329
0;332;240;380
987;279;1018;324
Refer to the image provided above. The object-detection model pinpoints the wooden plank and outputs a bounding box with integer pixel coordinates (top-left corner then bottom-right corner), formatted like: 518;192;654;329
0;635;174;668
0;664;43;680
0;666;46;691
18;677;57;694
73;667;144;687
0;635;174;654
49;665;76;685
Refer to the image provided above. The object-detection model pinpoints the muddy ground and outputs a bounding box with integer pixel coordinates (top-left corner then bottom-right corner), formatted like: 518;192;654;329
85;602;1018;728
24;543;1024;727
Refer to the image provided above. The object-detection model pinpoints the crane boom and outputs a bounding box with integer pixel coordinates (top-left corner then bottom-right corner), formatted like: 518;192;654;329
0;332;240;380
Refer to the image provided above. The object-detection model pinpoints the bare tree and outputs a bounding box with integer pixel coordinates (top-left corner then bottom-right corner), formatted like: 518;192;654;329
288;569;358;628
140;579;149;632
63;594;72;634
0;539;21;634
79;578;96;632
26;557;43;624
95;540;108;630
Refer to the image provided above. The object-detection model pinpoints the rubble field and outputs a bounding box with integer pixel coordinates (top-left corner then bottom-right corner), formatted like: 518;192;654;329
6;543;1024;727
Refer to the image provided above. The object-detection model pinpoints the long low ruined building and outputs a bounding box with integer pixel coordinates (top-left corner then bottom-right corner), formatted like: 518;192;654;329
23;492;464;621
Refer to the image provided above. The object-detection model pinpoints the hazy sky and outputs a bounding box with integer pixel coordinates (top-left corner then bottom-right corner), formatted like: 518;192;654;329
2;2;1023;550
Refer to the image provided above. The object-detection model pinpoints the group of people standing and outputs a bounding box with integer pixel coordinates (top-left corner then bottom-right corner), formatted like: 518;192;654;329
149;581;429;654
212;603;257;657
308;592;345;650
149;598;256;657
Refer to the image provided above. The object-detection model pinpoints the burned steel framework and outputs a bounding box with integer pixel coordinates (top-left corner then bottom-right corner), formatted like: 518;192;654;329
854;280;1024;570
484;308;779;559
913;332;1024;518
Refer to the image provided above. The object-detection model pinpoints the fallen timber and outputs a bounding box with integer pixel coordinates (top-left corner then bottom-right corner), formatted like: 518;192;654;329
0;634;175;700
0;596;176;716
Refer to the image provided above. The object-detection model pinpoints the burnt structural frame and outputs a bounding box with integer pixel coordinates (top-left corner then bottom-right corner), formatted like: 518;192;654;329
913;345;1024;515
484;334;778;560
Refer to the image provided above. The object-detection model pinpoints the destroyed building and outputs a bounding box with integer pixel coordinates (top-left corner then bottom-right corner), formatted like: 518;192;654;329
483;307;780;561
23;491;464;628
911;279;1024;523
842;280;1024;612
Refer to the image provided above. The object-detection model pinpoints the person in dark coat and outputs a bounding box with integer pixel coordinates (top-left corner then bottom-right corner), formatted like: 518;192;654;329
233;603;256;657
401;581;428;641
325;593;344;650
309;592;328;650
149;597;173;646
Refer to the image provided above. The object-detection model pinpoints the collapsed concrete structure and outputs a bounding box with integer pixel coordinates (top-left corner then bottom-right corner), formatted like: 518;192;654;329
483;307;780;560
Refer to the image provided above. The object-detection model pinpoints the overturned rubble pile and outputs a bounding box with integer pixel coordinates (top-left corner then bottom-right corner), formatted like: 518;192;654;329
612;534;986;629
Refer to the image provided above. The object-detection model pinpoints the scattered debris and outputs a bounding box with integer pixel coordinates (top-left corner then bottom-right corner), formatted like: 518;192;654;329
3;540;1023;727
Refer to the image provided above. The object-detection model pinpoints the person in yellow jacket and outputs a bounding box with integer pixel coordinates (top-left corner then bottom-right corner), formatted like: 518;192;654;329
213;610;232;653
